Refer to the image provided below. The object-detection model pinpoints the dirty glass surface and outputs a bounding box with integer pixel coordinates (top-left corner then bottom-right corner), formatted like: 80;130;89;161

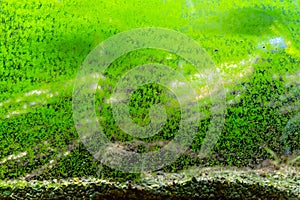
0;0;299;199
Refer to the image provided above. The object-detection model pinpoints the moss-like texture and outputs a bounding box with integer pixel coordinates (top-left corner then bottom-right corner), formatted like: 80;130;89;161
0;167;299;199
1;0;299;180
1;1;300;199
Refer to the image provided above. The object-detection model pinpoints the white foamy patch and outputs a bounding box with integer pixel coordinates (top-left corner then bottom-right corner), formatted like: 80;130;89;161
11;111;21;115
47;93;54;98
0;151;27;164
25;89;46;96
90;73;100;79
195;87;211;100
90;83;98;90
106;97;120;104
29;102;37;106
5;110;26;118
240;60;246;65
193;73;202;79
220;56;256;69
